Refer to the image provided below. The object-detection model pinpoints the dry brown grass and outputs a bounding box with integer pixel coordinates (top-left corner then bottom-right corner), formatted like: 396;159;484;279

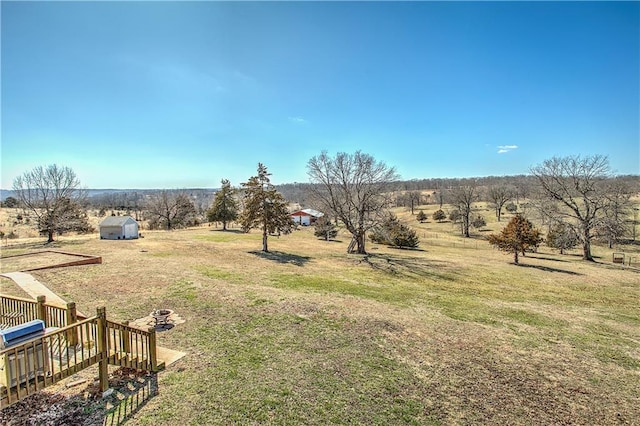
1;205;639;425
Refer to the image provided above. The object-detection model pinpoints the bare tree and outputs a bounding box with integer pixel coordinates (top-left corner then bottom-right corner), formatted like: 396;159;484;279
530;155;622;261
448;184;479;237
12;164;88;243
486;185;514;222
597;179;632;248
145;190;198;230
408;191;422;215
307;151;399;254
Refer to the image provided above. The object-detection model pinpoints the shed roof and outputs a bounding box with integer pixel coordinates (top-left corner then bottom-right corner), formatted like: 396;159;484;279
99;216;137;227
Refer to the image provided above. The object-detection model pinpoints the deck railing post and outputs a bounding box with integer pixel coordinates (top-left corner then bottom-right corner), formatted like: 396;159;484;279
122;321;131;354
66;302;78;346
36;295;47;324
96;307;109;393
148;326;158;371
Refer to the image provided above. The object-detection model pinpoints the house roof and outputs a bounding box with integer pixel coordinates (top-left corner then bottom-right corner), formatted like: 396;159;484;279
99;216;137;227
291;208;324;218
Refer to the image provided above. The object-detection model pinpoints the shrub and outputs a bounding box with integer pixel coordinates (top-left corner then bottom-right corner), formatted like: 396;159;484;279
432;209;446;222
370;214;419;249
472;215;486;229
314;217;338;241
546;222;578;254
505;202;517;213
416;210;427;223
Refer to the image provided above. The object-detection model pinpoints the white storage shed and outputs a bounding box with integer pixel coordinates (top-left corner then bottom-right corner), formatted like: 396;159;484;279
99;216;139;240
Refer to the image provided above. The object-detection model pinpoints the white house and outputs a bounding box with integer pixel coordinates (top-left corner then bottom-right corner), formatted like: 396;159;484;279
290;208;324;226
99;216;139;240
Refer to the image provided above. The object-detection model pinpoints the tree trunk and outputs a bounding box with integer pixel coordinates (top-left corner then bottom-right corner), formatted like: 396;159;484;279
262;225;268;252
222;221;227;231
513;249;519;264
47;229;55;243
582;227;594;261
496;208;501;222
355;233;366;254
582;240;593;261
348;231;367;254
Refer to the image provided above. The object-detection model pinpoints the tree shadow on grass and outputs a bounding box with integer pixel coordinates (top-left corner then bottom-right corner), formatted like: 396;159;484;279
516;263;583;275
359;252;455;281
249;250;311;266
209;229;245;234
526;254;570;263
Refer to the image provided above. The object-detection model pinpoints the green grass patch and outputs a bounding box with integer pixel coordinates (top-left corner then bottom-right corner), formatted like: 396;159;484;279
167;279;198;301
269;272;424;305
196;265;245;284
155;311;438;425
195;232;257;243
499;308;566;328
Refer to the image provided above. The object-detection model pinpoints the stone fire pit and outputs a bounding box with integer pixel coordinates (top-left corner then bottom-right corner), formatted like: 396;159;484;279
151;309;174;326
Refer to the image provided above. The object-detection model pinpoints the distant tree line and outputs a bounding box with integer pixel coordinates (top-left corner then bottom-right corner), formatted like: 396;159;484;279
6;155;639;259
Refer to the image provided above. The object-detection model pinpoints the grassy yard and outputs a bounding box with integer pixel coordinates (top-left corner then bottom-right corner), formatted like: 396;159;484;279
1;205;639;425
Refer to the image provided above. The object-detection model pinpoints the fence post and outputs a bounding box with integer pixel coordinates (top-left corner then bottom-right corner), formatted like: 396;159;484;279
148;326;158;371
66;302;78;346
96;307;109;393
122;321;131;354
36;295;47;324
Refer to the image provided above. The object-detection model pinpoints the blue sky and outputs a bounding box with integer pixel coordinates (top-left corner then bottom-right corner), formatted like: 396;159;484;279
1;1;638;189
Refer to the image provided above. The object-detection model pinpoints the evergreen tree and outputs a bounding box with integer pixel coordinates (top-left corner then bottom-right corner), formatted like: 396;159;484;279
240;163;294;252
207;179;239;230
432;209;446;222
416;210;428;223
488;214;542;264
370;214;419;249
546;221;579;255
314;216;338;241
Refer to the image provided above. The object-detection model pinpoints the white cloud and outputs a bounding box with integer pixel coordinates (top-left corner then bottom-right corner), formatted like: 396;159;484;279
288;116;307;124
497;145;518;154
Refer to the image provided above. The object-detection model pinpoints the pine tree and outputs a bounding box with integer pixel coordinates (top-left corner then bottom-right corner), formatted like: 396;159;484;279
546;221;578;254
207;179;239;231
314;216;338;241
416;210;427;223
488;214;542;264
432;209;446;222
370;214;419;249
240;163;294;252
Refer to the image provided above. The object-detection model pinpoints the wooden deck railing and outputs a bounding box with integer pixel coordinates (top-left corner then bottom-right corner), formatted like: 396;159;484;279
0;295;85;330
0;296;163;408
